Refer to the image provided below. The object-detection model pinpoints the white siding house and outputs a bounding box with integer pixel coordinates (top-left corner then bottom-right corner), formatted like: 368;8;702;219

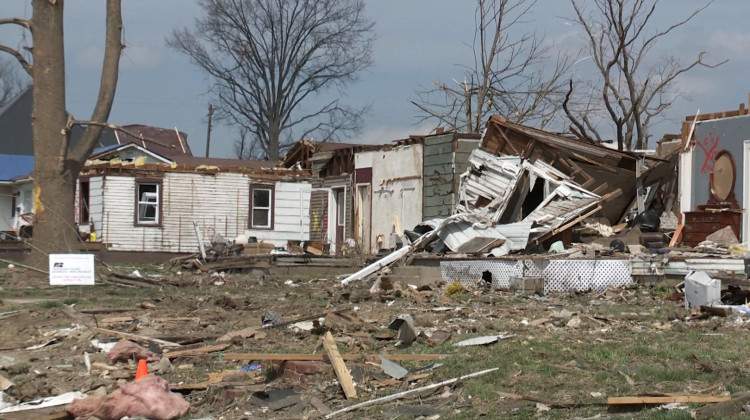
76;164;312;252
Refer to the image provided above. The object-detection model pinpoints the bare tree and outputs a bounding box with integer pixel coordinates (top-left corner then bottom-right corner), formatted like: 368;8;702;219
0;56;28;107
564;0;725;151
167;0;375;160
0;1;122;266
410;0;572;134
233;127;265;160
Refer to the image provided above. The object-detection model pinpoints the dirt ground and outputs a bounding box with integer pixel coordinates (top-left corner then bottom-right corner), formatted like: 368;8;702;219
0;262;748;420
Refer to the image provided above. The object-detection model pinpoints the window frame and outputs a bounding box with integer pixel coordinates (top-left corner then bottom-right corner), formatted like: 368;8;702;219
134;179;163;227
249;184;274;230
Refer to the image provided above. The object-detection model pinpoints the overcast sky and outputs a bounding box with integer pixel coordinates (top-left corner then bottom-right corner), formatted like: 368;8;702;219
1;0;748;158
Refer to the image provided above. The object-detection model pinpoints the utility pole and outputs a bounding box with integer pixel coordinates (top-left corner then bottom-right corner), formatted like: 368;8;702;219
205;103;214;158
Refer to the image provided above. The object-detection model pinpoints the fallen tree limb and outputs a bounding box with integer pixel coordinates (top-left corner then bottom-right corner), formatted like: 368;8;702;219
324;367;499;418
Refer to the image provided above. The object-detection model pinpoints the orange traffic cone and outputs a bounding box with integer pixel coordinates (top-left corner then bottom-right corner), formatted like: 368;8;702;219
135;359;148;380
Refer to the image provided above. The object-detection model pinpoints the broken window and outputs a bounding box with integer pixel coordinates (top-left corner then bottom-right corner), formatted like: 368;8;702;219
136;181;160;225
250;185;273;229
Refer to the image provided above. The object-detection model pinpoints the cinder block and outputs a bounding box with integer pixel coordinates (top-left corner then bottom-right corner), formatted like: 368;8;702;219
509;276;544;294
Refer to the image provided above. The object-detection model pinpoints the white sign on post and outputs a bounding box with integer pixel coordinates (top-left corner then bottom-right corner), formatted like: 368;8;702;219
49;254;95;286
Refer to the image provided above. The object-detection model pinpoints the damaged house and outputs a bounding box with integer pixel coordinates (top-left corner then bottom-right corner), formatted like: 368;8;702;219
678;103;749;246
282;131;480;256
344;115;678;293
78;142;310;253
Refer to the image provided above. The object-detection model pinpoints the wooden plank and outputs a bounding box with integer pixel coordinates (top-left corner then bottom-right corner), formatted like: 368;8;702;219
90;327;181;348
608;395;731;405
79;308;138;314
323;332;357;399
223;353;448;362
669;224;684;247
164;343;229;360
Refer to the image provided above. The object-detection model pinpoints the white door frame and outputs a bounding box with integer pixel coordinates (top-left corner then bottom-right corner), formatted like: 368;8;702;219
679;147;694;220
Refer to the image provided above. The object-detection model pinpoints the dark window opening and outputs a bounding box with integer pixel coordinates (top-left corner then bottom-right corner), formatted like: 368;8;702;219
521;178;546;219
79;181;90;224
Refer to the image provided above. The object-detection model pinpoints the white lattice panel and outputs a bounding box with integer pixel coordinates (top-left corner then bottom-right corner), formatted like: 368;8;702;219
441;260;523;289
440;259;632;293
523;260;546;277
543;259;632;293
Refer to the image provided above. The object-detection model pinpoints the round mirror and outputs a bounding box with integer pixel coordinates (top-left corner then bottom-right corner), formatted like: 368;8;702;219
711;150;735;202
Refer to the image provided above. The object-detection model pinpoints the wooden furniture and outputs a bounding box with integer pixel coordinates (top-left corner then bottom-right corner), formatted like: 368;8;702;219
683;150;743;246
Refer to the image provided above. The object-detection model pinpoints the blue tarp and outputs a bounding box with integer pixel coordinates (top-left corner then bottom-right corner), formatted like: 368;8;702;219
0;154;34;181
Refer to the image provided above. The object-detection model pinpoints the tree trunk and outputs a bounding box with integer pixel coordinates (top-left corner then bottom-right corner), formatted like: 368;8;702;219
268;124;280;160
28;0;76;267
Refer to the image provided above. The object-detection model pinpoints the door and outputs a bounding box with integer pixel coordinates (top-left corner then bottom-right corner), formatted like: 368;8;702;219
335;188;345;254
356;184;371;254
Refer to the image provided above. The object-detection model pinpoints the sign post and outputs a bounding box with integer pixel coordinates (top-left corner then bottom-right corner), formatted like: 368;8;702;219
49;254;95;286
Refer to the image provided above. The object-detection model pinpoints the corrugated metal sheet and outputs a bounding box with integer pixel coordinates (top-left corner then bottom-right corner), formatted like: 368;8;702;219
437;220;532;253
456;149;522;218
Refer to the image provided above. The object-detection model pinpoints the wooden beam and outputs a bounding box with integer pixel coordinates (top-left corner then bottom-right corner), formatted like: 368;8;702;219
223;353;448;362
163;344;229;360
669;224;684;247
323;332;357;399
608;395;731;405
90;327;181;348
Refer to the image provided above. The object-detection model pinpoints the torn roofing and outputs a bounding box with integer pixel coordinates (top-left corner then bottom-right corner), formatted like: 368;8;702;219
480;115;674;224
0;154;35;181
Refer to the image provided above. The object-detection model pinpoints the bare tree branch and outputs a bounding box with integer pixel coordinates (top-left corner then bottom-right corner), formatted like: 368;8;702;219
410;0;573;134
0;44;32;76
0;17;31;30
567;0;724;150
167;0;374;159
70;0;123;163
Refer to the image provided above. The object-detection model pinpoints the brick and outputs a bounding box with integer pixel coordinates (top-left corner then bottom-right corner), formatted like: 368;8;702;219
225;388;245;400
286;360;329;375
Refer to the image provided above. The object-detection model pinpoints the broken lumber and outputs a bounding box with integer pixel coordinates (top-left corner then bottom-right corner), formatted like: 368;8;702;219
669;224;684;247
217;327;257;342
608;395;731;405
90;327;181;348
79;308;137;314
494;390;584;408
223;353;447;362
323;332;357;400
163;344;229;360
324;367;499;419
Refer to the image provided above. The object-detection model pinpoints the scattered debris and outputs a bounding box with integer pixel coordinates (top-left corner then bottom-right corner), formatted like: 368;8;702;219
67;374;189;420
454;334;514;347
388;314;417;346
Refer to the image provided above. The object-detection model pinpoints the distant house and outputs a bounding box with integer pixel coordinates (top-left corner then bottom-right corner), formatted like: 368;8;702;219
0;155;34;236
